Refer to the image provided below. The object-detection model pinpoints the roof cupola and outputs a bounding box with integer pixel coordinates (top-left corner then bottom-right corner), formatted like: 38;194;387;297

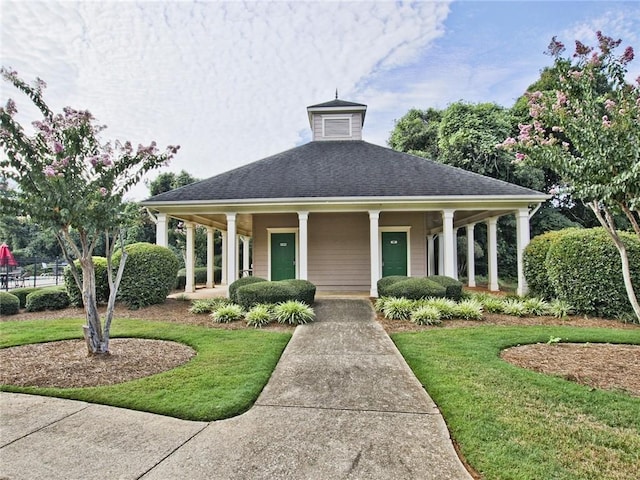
306;97;367;141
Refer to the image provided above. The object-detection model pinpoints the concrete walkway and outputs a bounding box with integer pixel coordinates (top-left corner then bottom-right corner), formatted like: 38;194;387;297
0;299;472;480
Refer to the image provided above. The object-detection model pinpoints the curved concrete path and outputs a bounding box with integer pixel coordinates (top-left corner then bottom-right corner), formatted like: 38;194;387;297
0;299;471;480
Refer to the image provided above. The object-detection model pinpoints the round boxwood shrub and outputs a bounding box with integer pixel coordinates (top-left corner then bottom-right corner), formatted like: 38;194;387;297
63;257;110;307
428;275;463;301
0;291;20;315
7;287;40;308
112;243;180;309
545;228;640;318
281;279;316;305
385;277;446;300
377;276;409;297
524;229;576;300
236;281;298;309
25;286;70;312
229;276;267;303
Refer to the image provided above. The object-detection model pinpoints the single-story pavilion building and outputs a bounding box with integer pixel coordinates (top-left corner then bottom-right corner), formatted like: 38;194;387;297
142;98;548;297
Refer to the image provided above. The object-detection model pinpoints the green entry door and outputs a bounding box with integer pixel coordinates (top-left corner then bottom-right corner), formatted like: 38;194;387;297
382;231;408;277
271;233;296;280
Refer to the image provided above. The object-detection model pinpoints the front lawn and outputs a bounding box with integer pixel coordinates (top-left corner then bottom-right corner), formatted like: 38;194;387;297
0;318;291;421
392;326;640;480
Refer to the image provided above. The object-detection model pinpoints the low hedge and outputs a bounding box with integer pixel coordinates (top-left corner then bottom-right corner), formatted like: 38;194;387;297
0;291;20;315
25;286;70;312
385;277;446;300
377;276;409;297
229;276;267;303
545;227;640;318
63;257;110;307
8;287;40;308
428;275;463;301
235;279;317;309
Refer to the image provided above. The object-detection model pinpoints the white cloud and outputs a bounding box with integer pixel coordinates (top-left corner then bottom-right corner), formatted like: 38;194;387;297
1;0;451;199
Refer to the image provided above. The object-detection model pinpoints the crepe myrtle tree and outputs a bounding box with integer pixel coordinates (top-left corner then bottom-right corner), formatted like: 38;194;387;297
499;32;640;321
0;68;179;354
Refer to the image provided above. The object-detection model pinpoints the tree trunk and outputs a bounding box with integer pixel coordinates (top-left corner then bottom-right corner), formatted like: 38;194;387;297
80;257;108;355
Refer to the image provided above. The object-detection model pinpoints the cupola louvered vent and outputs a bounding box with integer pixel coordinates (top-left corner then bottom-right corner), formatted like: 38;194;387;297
323;117;351;137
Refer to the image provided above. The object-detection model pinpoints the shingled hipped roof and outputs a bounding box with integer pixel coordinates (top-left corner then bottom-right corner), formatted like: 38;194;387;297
145;140;545;203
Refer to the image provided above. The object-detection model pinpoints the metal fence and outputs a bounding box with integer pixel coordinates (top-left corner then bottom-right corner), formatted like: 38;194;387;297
2;256;67;291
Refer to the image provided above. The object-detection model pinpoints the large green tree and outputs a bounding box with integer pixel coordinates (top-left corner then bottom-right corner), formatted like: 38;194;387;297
500;32;640;320
0;69;179;353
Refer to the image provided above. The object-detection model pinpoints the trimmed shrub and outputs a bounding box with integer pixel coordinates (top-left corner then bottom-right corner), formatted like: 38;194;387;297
385;277;446;301
236;281;297;309
25;286;70;312
246;304;275;328
273;300;315;325
64;257;110;307
8;287;40;308
546;228;640;318
229;276;267;304
282;279;316;305
377;276;409;297
211;304;244;323
428;276;463;301
411;305;442;325
0;291;20;315
524;229;576;299
113;243;180;309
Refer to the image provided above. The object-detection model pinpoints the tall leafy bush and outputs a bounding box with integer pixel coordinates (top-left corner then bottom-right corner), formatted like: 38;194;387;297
523;229;575;299
113;243;180;309
64;257;110;307
545;228;640;318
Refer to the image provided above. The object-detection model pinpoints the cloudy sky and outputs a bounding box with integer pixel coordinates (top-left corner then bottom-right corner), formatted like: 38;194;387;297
1;0;639;200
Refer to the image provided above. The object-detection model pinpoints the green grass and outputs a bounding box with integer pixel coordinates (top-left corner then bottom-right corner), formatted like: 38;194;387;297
0;318;291;421
392;326;640;480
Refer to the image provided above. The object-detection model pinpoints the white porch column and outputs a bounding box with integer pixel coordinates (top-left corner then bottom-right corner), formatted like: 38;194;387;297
452;227;459;280
185;222;195;293
466;223;476;288
516;208;531;296
241;236;250;276
156;213;168;247
298;211;309;280
206;227;215;288
226;213;237;283
220;232;227;285
427;235;435;276
487;217;499;292
442;209;455;278
369;210;380;297
437;234;444;275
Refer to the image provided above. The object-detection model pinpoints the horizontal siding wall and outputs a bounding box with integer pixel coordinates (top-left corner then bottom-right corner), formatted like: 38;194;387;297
252;213;298;280
380;211;427;277
308;212;370;290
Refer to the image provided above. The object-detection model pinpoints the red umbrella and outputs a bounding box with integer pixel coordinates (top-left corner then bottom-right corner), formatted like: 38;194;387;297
1;243;18;291
0;243;17;267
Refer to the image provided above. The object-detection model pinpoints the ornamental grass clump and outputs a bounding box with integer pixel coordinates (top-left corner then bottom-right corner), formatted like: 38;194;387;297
382;297;414;320
273;300;315;325
453;299;484;320
411;305;442;326
523;297;552;316
475;294;506;314
189;297;231;314
374;297;390;313
246;304;275;328
501;298;528;317
548;299;574;319
422;297;458;319
211;304;244;323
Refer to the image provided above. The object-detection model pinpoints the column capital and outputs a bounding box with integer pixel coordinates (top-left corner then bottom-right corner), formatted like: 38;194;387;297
226;212;237;221
298;211;309;221
442;208;455;218
369;210;380;220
